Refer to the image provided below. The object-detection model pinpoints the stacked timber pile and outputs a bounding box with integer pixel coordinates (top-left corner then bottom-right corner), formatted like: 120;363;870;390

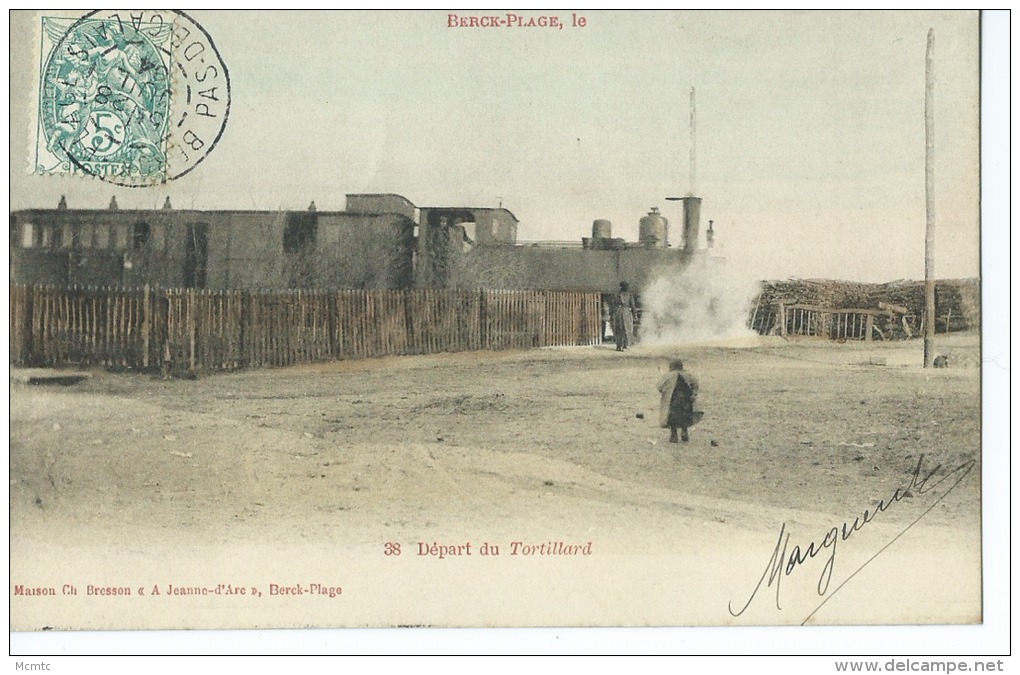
752;279;869;310
749;278;979;337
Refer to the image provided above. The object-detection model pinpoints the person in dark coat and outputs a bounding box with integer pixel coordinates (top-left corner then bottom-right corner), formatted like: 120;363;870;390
658;358;701;443
611;282;637;351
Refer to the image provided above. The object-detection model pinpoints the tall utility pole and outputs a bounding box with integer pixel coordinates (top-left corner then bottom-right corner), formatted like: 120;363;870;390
667;87;702;251
924;29;936;368
689;87;697;196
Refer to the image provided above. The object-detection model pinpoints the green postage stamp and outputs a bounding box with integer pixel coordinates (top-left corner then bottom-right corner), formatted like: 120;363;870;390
34;10;230;186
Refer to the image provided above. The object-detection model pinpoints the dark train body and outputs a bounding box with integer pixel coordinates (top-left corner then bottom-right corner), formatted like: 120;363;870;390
10;193;701;293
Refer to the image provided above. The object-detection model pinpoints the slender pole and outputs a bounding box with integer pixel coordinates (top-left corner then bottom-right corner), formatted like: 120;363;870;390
689;87;697;196
923;28;936;368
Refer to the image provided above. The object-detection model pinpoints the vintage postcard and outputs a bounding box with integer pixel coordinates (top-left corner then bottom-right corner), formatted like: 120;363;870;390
7;9;1003;651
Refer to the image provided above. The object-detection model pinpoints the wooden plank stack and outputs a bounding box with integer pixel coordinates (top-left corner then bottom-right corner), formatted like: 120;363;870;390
749;278;980;338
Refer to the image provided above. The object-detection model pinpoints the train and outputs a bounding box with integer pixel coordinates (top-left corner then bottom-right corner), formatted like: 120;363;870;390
10;192;711;294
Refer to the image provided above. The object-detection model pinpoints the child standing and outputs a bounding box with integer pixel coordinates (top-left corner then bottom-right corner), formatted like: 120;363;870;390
658;358;701;443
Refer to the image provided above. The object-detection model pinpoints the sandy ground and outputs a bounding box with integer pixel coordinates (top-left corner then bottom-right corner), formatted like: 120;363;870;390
9;333;982;629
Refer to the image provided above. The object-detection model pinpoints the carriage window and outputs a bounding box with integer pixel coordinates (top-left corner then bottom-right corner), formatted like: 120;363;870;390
39;225;54;248
133;222;151;249
150;224;165;252
60;225;74;248
20;223;34;248
461;221;476;248
113;224;129;250
94;224;109;249
284;213;317;253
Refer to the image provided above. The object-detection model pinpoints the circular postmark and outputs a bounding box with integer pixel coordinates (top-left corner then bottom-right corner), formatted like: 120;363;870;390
38;10;230;186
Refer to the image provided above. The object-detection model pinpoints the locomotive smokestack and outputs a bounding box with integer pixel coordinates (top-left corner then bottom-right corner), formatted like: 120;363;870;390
681;196;701;251
666;195;701;251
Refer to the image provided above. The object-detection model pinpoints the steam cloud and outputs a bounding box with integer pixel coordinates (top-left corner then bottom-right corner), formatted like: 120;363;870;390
639;255;761;344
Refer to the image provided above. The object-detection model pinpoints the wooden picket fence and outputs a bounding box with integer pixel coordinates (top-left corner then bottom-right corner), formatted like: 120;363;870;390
10;285;602;374
778;304;880;340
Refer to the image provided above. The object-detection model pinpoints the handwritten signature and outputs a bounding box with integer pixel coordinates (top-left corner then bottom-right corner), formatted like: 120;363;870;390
728;454;976;624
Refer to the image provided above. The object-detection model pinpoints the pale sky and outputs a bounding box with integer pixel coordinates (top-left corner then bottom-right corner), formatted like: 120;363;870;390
9;10;988;282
